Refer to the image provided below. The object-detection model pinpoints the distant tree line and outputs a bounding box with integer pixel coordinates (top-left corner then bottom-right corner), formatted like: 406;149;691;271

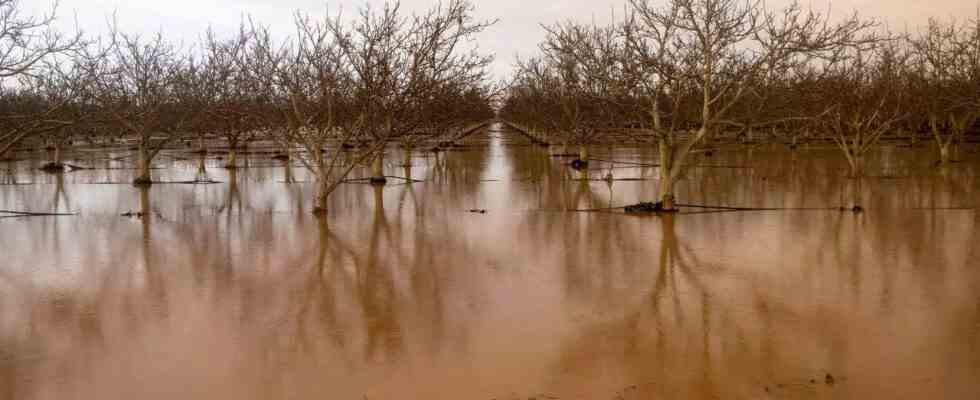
500;0;980;210
0;0;496;214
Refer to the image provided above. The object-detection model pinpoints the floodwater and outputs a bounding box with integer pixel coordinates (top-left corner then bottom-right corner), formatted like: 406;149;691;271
1;124;978;399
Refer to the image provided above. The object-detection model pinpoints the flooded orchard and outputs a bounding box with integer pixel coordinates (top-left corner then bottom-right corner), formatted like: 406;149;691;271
1;124;978;399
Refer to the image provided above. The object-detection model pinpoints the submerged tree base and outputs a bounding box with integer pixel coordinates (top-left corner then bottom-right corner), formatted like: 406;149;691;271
40;163;66;173
132;177;153;186
570;159;589;169
840;205;864;213
624;202;677;214
369;177;388;185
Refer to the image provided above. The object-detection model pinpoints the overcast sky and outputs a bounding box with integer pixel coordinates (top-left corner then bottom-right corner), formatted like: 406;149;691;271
27;0;980;80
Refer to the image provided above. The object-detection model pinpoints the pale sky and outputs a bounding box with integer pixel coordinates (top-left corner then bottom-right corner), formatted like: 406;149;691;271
27;0;980;80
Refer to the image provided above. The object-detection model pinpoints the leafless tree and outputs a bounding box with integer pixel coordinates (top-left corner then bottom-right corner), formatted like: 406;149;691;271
193;26;266;169
20;55;101;170
0;0;83;159
909;18;980;165
624;0;878;210
92;30;194;184
324;0;495;181
817;41;906;182
252;0;494;214
537;21;630;165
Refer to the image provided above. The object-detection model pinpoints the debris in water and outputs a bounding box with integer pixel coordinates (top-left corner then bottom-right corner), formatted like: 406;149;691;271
625;202;665;213
825;373;835;386
570;159;588;169
467;209;487;214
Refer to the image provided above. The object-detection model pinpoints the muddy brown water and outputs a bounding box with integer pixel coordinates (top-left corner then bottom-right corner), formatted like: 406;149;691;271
1;124;978;399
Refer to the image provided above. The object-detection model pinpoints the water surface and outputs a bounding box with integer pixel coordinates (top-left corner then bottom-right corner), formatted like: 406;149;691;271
1;125;978;399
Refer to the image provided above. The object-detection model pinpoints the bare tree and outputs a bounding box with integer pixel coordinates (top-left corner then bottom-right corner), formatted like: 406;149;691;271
821;44;906;180
93;31;193;185
624;0;877;210
21;55;101;170
323;0;494;182
909;18;980;165
253;0;493;214
538;21;630;166
264;13;377;214
0;0;82;159
192;26;266;169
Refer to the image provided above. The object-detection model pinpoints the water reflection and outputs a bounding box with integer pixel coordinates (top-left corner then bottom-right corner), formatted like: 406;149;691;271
0;125;978;399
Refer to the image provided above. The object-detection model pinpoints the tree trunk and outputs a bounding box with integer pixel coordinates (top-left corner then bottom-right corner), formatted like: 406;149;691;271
197;151;206;174
139;186;151;222
225;137;238;169
313;175;329;215
939;144;951;165
843;177;863;210
283;146;294;183
849;152;864;179
578;145;589;161
53;142;62;165
373;183;385;213
370;152;386;184
403;146;413;180
658;136;676;211
931;117;953;165
227;169;240;213
134;141;152;185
